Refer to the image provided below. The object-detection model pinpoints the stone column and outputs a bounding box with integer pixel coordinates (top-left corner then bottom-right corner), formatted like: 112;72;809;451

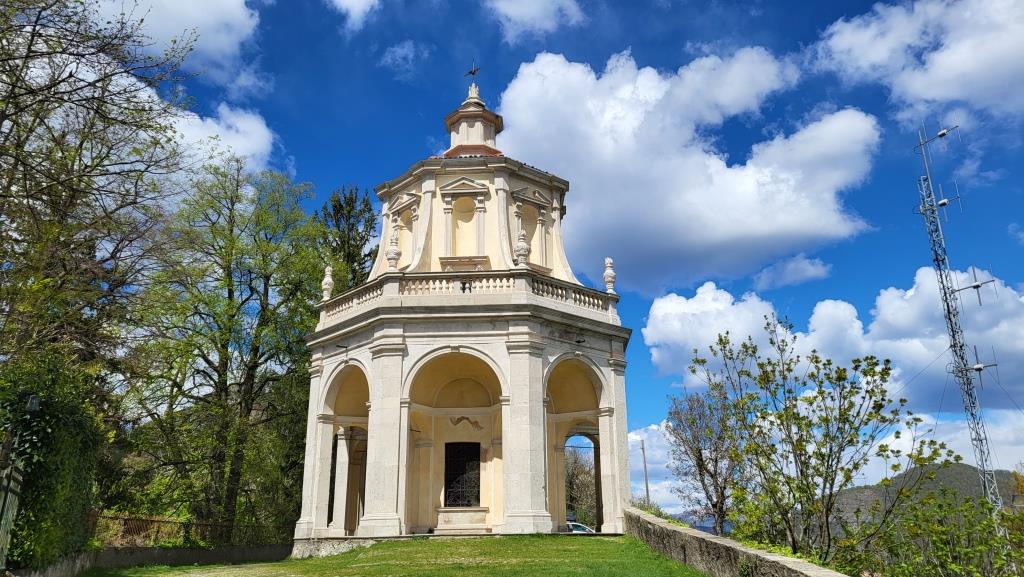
502;339;554;533
294;364;323;539
538;210;548;267
395;398;411;533
443;198;453;257
597;407;618;533
357;339;405;536
553;444;566;530
475;194;486;255
310;415;336;536
328;427;351;537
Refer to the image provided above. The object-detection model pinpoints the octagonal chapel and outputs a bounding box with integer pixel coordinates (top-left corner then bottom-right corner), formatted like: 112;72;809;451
294;84;631;541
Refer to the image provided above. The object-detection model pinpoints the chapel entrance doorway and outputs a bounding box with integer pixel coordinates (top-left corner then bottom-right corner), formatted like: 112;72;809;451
405;352;503;534
444;442;481;507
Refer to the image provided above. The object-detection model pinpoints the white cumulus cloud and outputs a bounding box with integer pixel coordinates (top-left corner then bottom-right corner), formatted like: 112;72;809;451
483;0;585;43
325;0;380;32
643;266;1024;414
96;0;263;91
498;49;878;292
815;0;1024;118
754;254;831;290
628;422;685;514
176;103;276;169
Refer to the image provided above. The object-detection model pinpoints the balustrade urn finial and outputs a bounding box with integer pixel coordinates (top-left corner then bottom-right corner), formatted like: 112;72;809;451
603;257;616;294
514;229;531;267
321;265;334;301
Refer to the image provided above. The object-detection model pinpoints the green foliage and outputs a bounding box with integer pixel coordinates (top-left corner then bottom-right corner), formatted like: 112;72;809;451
674;317;955;569
316;185;379;289
117;155;323;533
834;489;1024;577
631;496;688;527
0;351;105;569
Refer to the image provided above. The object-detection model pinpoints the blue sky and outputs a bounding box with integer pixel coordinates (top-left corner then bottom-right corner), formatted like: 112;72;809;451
116;0;1024;511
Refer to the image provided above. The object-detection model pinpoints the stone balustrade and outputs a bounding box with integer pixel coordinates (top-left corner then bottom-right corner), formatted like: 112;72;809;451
317;270;618;330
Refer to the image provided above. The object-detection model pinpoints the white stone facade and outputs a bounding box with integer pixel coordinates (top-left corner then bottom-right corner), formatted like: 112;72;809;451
294;85;631;541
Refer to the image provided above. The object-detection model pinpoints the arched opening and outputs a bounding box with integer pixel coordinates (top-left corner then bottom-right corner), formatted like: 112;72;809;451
405;351;503;534
323;365;369;536
547;358;603;532
564;434;599;531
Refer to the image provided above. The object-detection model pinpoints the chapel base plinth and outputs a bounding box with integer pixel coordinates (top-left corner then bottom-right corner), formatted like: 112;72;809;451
434;507;491;535
355;515;403;537
502;511;555;534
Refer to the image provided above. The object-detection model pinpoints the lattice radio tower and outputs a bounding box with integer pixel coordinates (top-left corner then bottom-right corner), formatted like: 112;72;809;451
914;125;1002;511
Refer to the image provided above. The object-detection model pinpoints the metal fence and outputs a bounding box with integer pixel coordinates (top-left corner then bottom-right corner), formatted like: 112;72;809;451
89;513;293;548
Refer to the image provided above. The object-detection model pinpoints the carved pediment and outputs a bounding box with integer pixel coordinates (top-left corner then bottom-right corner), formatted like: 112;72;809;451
439;176;489;197
510;186;552;208
390;189;420;213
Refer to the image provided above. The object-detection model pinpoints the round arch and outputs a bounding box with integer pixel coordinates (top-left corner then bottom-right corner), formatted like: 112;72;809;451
546;355;605;414
320;361;371;417
401;345;508;400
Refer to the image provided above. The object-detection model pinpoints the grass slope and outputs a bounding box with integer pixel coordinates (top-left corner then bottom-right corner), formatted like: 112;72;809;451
82;535;704;577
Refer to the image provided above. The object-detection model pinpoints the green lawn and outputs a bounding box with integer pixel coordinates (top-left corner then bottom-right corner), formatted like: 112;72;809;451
81;535;705;577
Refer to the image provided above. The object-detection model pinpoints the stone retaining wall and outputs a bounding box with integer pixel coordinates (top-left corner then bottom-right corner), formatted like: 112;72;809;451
10;545;292;577
623;507;848;577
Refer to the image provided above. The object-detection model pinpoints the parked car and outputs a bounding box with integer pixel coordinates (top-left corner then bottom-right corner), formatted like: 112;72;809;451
566;522;596;533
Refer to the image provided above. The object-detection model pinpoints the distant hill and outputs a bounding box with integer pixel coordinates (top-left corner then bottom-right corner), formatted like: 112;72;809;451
838;462;1020;517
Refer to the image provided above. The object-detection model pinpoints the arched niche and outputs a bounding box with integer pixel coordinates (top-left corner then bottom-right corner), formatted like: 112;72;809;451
398;208;414;269
520;203;542;265
452;196;476;257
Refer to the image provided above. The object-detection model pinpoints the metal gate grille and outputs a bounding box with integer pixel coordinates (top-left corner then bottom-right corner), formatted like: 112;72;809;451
444;442;480;507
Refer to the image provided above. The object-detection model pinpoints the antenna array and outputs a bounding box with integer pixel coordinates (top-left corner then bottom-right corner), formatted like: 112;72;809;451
914;125;1002;511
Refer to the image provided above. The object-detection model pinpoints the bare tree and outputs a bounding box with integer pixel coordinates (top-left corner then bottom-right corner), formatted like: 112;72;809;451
666;332;750;535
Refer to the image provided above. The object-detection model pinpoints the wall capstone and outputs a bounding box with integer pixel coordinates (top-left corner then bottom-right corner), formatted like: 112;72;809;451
623;507;849;577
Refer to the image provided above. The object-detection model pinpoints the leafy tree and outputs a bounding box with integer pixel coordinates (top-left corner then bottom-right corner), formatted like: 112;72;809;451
0;0;189;565
316;185;378;289
834;488;1024;577
0;0;189;362
565;444;598;528
685;318;952;564
121;156;322;532
666;333;749;536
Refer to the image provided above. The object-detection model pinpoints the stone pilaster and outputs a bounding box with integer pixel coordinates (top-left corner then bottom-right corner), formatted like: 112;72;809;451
502;338;554;533
357;339;406;536
294;362;323;539
609;357;629;532
598;406;619;533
